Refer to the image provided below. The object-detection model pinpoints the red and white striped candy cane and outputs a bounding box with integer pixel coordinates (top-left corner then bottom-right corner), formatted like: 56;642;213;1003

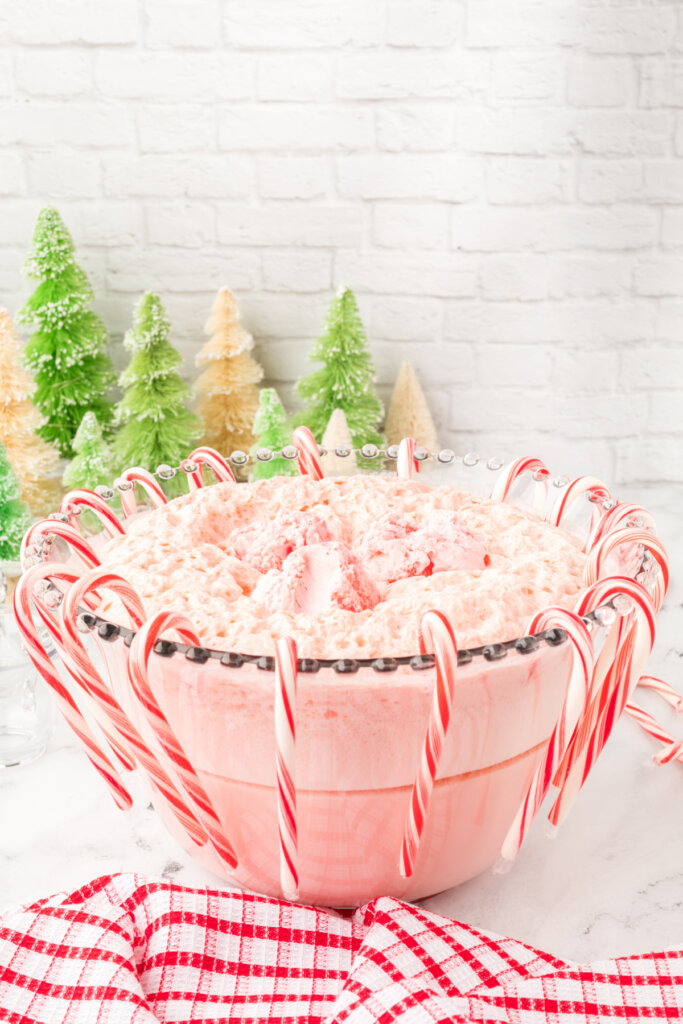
548;476;611;543
550;577;657;826
185;446;237;491
623;674;683;764
400;610;459;879
57;571;147;773
587;502;657;552
128;611;238;871
501;609;594;861
653;739;683;766
292;426;324;481
21;518;100;570
624;702;683;766
490;456;550;514
274;637;299;899
115;466;168;518
584;527;670;613
59;490;125;538
636;675;683;711
396;437;417;480
13;564;133;810
59;569;210;849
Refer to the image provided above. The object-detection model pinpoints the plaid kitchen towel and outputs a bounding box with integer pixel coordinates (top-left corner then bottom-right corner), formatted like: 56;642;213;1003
1;873;681;1023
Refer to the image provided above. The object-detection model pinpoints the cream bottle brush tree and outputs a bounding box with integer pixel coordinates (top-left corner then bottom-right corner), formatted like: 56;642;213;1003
195;288;263;457
0;307;60;516
321;408;358;476
385;362;439;453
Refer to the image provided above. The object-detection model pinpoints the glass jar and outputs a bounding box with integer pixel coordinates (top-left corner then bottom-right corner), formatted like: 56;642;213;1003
0;571;55;767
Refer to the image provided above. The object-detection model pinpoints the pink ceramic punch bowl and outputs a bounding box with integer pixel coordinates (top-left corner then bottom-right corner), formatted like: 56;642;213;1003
14;435;672;907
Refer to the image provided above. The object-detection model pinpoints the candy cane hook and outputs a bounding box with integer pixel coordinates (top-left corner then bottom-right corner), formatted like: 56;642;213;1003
400;610;458;878
59;489;125;538
185;446;237;490
584;527;669;613
292;426;324;481
550;577;657;826
490;456;550;514
59;569;211;850
274;637;299;899
548;476;611;542
397;437;417;480
501;609;594;860
115;467;168;518
13;564;133;809
128;611;238;871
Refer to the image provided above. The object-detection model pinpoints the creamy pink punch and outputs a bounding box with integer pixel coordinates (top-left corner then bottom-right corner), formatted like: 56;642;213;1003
98;474;585;658
93;474;585;903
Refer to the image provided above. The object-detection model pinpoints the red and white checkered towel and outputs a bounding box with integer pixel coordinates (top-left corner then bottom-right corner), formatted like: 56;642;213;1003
1;874;681;1023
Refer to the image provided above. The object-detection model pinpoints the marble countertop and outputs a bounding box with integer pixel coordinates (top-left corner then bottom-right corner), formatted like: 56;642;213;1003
1;483;681;963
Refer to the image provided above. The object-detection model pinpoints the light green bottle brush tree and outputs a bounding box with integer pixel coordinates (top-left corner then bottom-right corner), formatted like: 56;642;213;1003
113;292;201;491
19;207;115;459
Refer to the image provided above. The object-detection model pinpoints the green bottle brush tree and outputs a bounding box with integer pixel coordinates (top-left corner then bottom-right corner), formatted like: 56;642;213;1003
63;412;113;493
297;287;384;456
20;207;115;459
113;292;201;487
0;442;31;563
251;388;297;481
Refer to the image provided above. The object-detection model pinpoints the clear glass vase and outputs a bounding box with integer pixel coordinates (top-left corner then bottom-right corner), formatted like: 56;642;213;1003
0;571;55;767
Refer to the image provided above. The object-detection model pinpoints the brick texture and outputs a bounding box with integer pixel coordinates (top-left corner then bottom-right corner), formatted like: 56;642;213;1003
1;0;681;485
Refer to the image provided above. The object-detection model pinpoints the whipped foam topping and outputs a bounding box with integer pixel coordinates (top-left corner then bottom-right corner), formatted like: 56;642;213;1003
97;474;586;658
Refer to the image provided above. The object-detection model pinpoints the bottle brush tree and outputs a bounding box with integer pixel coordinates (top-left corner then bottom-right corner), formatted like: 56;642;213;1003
385;362;439;452
0;442;31;563
19;207;115;458
321;408;357;476
63;412;113;493
113;292;201;480
0;307;60;516
195;287;263;456
297;287;384;453
250;387;297;481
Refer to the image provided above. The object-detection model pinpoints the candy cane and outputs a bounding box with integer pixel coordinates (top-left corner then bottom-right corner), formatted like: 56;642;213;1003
57;572;146;773
654;739;683;766
550;577;657;826
490;456;550;514
59;489;125;538
128;611;238;871
274;636;299;899
624;702;683;766
501;609;594;860
624;675;683;764
115;466;168;518
292;426;324;481
587;502;657;553
185;446;237;490
13;564;133;810
59;569;210;849
636;675;683;711
21;518;100;570
400;610;459;879
548;476;611;541
584;527;670;613
397;437;417;480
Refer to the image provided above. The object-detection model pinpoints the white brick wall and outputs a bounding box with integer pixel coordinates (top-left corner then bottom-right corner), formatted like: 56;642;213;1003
1;0;682;485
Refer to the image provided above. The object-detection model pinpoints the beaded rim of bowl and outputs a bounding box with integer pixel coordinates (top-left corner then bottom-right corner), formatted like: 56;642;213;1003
28;446;655;672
